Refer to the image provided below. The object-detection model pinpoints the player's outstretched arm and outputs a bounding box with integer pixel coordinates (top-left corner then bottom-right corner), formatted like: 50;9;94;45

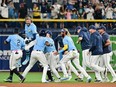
4;40;9;44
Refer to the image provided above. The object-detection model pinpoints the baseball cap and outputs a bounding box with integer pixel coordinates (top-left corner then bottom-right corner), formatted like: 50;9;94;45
39;29;46;37
76;26;82;31
46;30;52;36
98;25;106;31
89;25;96;30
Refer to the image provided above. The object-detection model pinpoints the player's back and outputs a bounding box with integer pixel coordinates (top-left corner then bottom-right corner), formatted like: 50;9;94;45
33;36;46;51
6;34;25;51
63;36;76;51
90;31;103;55
79;27;91;50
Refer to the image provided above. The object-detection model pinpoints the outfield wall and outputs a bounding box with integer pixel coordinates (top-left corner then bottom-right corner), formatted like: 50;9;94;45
0;35;116;71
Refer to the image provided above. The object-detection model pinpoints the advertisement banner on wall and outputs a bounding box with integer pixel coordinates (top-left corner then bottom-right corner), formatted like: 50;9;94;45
0;36;10;70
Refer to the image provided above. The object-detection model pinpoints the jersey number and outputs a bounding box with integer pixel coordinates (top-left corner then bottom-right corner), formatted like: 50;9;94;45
17;39;20;46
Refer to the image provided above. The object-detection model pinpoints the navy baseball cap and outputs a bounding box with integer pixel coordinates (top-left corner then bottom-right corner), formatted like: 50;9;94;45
39;29;46;37
98;25;106;31
46;30;52;36
76;26;82;31
89;25;96;30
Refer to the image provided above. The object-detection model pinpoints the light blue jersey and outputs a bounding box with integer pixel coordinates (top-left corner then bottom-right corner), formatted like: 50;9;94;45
25;23;37;39
6;34;25;51
63;36;76;51
45;37;56;53
33;36;48;51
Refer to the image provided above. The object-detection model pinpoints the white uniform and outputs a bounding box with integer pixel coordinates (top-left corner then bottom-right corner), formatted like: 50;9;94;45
22;36;49;82
6;34;25;70
59;35;91;82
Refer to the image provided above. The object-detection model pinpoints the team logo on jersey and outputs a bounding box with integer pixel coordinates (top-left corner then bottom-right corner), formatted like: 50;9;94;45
28;29;31;32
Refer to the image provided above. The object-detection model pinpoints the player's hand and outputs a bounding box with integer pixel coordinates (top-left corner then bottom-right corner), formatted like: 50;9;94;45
25;40;31;44
64;51;68;55
53;51;58;55
58;47;62;50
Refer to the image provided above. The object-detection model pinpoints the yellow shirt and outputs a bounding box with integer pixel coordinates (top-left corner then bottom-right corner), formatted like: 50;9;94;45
33;7;40;17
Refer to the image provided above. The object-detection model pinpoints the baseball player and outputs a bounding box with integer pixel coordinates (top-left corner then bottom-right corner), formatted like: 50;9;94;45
22;15;37;65
88;25;106;82
22;30;49;83
39;29;54;82
76;26;91;80
45;30;62;82
98;25;116;83
59;28;92;83
4;28;25;83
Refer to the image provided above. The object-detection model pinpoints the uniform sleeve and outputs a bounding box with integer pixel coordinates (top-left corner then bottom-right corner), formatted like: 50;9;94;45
6;36;11;42
32;25;37;34
63;38;68;45
103;34;109;42
78;31;83;38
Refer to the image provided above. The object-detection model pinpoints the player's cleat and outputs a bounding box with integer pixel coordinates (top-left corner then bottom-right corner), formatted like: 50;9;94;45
46;79;54;82
75;77;83;82
20;77;25;83
111;77;116;83
42;80;49;83
54;78;62;82
60;77;69;81
87;77;92;83
22;51;30;65
95;80;102;83
4;78;12;83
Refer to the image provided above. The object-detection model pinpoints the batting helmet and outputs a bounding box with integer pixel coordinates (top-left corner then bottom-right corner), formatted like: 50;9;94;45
39;29;46;37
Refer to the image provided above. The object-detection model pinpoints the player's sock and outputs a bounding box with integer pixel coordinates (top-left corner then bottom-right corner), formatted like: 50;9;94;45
47;70;53;81
9;70;13;80
22;51;30;65
13;68;23;79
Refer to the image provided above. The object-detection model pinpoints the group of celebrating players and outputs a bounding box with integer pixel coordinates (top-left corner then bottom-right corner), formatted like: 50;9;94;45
3;16;116;83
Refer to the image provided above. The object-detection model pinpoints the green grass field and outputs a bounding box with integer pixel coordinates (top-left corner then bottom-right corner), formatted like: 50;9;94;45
0;72;113;83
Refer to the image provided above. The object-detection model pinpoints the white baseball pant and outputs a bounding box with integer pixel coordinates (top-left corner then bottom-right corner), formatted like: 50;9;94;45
10;50;23;70
80;49;91;78
45;52;61;79
22;50;48;82
60;50;90;78
90;55;105;80
102;52;116;78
